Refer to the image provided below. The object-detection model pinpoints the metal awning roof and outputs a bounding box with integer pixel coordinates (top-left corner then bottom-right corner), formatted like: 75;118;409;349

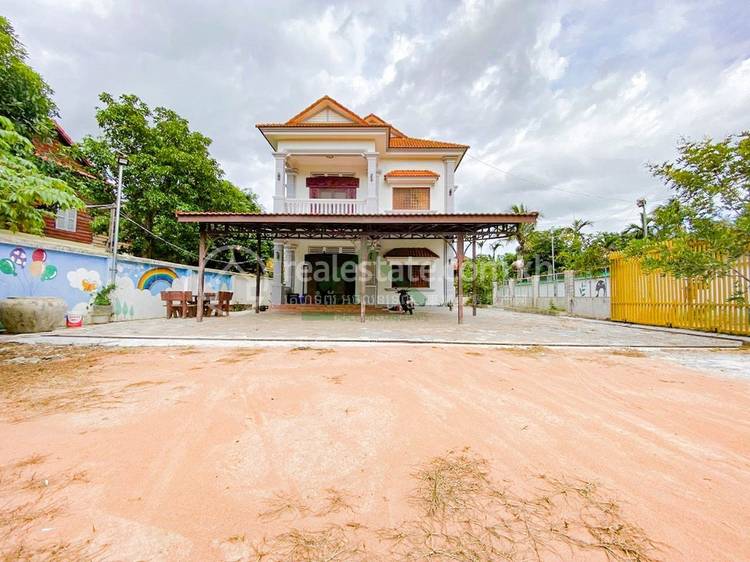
176;211;538;241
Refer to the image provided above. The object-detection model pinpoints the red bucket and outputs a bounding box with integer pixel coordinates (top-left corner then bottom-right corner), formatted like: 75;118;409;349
66;314;83;328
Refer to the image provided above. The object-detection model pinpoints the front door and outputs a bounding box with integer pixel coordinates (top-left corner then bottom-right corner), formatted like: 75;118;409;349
304;252;358;304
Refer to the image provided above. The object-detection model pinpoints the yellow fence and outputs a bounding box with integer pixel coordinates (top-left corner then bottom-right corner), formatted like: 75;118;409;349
610;252;750;336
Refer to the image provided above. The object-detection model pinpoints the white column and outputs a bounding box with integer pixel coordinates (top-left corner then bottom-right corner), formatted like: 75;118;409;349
285;245;296;293
443;157;457;213
273;152;286;212
365;153;378;213
286;168;297;199
271;242;284;304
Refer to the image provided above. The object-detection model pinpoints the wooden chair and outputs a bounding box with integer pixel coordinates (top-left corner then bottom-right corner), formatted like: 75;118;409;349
182;291;198;318
160;291;184;319
214;291;233;316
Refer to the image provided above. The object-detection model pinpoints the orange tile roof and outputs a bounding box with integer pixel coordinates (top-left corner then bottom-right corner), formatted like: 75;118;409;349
389;136;468;149
257;96;468;152
363;113;406;137
384;169;440;178
255;122;381;128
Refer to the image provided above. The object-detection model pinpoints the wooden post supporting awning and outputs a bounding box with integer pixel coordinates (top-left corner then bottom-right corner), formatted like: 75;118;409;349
359;234;367;323
179;211;537;325
456;232;464;325
255;231;262;313
197;224;206;323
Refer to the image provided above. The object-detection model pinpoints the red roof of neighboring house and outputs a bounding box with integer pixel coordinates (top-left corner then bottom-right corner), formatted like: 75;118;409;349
256;95;469;152
384;169;440;179
33;121;97;180
383;247;440;258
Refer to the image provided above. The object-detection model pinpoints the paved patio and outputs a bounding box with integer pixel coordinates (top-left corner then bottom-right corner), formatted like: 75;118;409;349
4;306;743;348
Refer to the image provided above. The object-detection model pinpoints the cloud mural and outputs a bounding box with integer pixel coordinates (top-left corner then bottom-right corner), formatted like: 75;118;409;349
112;276;165;320
67;267;102;293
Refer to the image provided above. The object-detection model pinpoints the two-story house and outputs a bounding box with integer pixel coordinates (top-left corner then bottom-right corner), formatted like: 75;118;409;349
256;96;469;307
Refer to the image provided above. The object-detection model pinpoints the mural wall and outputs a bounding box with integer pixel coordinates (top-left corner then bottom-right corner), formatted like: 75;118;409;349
0;240;266;322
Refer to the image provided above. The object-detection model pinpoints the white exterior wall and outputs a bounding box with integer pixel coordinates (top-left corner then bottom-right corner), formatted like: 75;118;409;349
288;162;367;200
379;158;447;213
276;139;454;213
286;238;450;306
268;129;461;305
276;139;376;152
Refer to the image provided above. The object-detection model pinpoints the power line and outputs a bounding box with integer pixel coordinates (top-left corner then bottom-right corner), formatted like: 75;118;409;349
121;215;198;259
466;153;636;204
467;153;671;206
120;214;257;266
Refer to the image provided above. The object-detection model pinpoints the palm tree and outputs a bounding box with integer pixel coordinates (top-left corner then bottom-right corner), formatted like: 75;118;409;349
622;216;657;239
567;218;593;236
508;203;536;255
490;241;503;261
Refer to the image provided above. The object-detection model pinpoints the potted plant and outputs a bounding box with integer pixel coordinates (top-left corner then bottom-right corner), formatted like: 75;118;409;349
89;284;116;324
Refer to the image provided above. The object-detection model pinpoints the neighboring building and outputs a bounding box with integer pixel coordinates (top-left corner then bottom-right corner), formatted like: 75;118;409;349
34;122;98;246
256;96;470;306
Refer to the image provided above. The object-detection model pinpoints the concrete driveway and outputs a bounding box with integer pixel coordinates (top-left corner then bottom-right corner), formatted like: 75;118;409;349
3;306;742;348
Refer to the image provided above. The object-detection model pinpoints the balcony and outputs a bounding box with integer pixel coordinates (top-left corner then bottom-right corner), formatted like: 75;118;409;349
284;198;366;215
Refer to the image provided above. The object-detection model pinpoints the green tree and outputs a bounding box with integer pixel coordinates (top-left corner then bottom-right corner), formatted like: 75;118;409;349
81;93;261;263
562;232;627;275
507;203;536;255
0;17;57;139
566;218;593;236
627;132;750;296
621;215;660;240
0;116;82;233
514;226;628;277
461;255;506;304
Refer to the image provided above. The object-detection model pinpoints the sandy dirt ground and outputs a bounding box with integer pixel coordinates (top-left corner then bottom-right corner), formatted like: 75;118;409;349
0;343;748;561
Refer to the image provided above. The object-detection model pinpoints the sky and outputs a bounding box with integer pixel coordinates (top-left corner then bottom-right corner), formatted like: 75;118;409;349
4;0;750;233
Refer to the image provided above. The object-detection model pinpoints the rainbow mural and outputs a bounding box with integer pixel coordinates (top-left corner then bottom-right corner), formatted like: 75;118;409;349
137;267;178;294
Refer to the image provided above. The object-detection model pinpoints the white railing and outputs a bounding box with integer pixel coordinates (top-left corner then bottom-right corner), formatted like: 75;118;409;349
284;198;366;214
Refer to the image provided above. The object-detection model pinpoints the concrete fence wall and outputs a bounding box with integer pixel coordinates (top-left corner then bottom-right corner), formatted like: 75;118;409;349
494;270;611;320
0;231;270;322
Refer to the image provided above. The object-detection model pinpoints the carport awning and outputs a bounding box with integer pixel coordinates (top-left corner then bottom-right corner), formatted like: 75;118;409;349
175;211;538;241
178;210;539;325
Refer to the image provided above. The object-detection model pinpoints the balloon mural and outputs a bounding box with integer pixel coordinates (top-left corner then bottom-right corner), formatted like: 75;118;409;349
0;247;57;281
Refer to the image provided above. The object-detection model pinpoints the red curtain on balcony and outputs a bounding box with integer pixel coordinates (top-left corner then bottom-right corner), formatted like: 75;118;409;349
306;176;359;199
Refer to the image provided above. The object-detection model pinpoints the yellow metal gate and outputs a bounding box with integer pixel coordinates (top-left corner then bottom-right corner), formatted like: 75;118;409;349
610;252;750;335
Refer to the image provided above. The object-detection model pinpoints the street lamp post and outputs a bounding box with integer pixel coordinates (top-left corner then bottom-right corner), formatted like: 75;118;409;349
110;155;128;285
636;198;648;239
551;229;557;297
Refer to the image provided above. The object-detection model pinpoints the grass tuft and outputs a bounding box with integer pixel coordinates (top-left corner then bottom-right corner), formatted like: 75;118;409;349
247;450;663;561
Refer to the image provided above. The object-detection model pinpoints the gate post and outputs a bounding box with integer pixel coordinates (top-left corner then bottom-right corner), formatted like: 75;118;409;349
564;270;575;314
531;274;540;309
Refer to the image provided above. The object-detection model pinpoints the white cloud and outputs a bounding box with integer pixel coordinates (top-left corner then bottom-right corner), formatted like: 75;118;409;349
3;0;749;232
532;20;568;81
622;71;648;101
470;65;500;97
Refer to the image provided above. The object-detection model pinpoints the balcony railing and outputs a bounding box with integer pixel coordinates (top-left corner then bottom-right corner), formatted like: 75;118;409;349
284;198;366;215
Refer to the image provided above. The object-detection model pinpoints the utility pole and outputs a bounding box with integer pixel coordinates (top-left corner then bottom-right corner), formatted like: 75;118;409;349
110;155;128;285
637;198;648;239
551;229;557;297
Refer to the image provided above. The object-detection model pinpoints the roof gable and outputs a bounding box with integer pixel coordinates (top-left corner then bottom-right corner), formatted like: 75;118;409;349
257;97;470;158
363;113;406;138
286;95;368;126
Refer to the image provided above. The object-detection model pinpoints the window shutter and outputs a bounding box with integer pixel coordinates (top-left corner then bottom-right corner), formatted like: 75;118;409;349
55;209;78;232
393;188;430;210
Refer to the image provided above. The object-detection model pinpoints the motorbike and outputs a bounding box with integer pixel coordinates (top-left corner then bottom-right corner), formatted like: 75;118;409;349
396;288;415;315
